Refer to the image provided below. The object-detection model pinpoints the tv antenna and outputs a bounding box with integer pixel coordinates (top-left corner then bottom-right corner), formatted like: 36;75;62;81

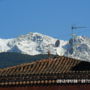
70;25;87;54
71;26;87;36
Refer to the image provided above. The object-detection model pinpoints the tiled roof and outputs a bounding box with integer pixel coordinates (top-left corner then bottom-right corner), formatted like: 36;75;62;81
0;56;90;86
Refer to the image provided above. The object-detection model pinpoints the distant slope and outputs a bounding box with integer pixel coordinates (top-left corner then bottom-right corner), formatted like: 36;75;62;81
65;36;90;62
0;52;55;68
0;32;67;55
0;32;90;62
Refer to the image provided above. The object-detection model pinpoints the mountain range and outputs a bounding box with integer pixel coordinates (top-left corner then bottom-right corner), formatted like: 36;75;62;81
0;32;90;62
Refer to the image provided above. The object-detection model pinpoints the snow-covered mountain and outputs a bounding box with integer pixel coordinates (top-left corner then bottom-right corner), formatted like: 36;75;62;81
0;32;67;55
66;35;90;62
0;32;90;62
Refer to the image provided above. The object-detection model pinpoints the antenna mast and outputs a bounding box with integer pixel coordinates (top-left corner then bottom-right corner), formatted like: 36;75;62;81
71;25;87;55
71;26;87;36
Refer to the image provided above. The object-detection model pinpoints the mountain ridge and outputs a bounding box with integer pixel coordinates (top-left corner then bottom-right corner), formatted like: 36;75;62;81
0;32;90;62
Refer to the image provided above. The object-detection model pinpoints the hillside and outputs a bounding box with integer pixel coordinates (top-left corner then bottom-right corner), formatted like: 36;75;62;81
0;52;55;68
0;32;90;62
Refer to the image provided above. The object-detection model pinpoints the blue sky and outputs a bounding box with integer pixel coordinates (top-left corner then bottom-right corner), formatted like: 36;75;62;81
0;0;90;40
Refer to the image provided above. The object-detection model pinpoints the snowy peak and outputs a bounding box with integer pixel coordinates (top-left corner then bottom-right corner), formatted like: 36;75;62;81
0;32;90;62
70;36;90;45
0;32;66;55
67;35;90;61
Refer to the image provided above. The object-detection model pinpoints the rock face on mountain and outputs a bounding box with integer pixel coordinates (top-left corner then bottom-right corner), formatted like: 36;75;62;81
0;32;66;55
0;32;90;62
67;36;90;62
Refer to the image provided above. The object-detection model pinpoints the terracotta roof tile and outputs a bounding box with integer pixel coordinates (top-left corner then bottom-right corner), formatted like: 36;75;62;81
0;56;90;86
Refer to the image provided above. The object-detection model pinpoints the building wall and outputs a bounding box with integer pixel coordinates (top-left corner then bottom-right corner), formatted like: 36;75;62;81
0;84;90;90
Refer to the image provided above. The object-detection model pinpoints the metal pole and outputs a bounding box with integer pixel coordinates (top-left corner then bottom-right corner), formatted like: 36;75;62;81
70;25;87;55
